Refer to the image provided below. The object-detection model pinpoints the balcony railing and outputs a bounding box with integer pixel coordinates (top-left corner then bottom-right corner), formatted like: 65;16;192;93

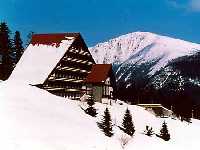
56;66;90;74
68;49;91;56
48;76;84;83
63;57;93;65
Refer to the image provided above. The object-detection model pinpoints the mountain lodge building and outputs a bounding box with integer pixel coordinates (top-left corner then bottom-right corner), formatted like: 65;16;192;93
35;33;96;99
10;32;116;102
11;33;95;100
83;64;115;103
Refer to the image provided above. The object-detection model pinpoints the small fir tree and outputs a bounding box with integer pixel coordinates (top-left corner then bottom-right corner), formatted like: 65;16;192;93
85;95;97;117
97;107;113;137
159;121;170;141
14;31;24;64
121;108;135;136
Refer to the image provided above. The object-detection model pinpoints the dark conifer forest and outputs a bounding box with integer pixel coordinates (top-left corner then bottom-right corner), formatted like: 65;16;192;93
0;22;24;80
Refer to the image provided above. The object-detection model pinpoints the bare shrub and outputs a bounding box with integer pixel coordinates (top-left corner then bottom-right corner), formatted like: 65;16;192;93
119;133;131;149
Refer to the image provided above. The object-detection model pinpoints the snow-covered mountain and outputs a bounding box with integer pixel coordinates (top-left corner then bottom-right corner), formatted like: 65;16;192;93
90;32;200;74
89;32;200;103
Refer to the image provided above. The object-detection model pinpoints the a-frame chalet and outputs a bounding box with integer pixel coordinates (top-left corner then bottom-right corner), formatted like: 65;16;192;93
10;33;95;100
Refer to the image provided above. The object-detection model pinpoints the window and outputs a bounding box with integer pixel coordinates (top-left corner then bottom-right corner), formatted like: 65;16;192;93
0;54;3;64
110;91;113;99
104;86;106;95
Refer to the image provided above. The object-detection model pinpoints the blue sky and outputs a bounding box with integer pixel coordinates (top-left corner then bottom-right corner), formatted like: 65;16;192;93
0;0;200;46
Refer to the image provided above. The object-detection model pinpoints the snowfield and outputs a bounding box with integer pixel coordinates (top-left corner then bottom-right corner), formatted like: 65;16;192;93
1;81;200;150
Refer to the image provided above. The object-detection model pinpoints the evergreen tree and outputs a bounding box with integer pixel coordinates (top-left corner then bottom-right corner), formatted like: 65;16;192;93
97;107;113;137
25;31;34;47
0;22;13;80
85;95;97;117
14;31;24;64
121;108;135;136
159;121;170;141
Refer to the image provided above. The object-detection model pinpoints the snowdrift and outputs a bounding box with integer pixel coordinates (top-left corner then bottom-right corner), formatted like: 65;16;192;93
0;81;200;150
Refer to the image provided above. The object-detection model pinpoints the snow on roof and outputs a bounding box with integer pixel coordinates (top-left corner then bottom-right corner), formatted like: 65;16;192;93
9;33;77;85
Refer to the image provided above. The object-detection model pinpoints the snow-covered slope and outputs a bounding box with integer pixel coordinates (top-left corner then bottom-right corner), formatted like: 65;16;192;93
1;81;200;149
90;32;200;74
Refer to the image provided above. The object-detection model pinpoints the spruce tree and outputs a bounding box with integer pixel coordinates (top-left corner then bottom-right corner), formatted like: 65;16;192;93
85;95;97;117
97;107;113;137
14;31;24;64
26;31;34;47
121;108;135;136
159;121;170;141
0;22;13;80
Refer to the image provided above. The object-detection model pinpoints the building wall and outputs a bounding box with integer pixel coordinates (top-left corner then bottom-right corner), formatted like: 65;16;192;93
103;77;113;98
92;85;103;102
41;36;95;100
85;77;114;103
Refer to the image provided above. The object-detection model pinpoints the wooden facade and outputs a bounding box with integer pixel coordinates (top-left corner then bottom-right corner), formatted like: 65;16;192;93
34;33;95;100
83;64;114;103
0;53;2;80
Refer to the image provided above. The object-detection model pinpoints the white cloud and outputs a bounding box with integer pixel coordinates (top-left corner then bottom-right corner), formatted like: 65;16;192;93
167;0;200;12
166;0;187;9
190;0;200;11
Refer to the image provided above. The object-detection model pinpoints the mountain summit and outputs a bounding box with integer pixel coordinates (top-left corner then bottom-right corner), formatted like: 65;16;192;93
90;32;200;74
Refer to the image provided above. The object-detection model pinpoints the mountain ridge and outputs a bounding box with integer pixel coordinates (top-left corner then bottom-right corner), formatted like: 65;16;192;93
89;32;200;70
89;31;200;112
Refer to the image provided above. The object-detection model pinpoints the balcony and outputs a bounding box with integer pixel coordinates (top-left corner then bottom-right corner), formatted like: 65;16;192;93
48;76;84;83
63;57;93;65
56;66;90;74
68;49;91;56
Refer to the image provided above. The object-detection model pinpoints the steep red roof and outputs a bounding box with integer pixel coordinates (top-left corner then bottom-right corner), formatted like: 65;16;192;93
85;64;112;84
31;33;80;46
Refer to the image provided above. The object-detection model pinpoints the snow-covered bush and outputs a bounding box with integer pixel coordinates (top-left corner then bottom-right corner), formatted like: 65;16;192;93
144;125;154;136
119;133;131;149
85;95;97;117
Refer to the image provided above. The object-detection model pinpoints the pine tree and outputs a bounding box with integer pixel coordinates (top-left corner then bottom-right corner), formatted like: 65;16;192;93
26;31;34;47
0;22;13;80
121;108;135;136
14;31;24;64
159;121;170;141
97;107;113;137
85;95;97;117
